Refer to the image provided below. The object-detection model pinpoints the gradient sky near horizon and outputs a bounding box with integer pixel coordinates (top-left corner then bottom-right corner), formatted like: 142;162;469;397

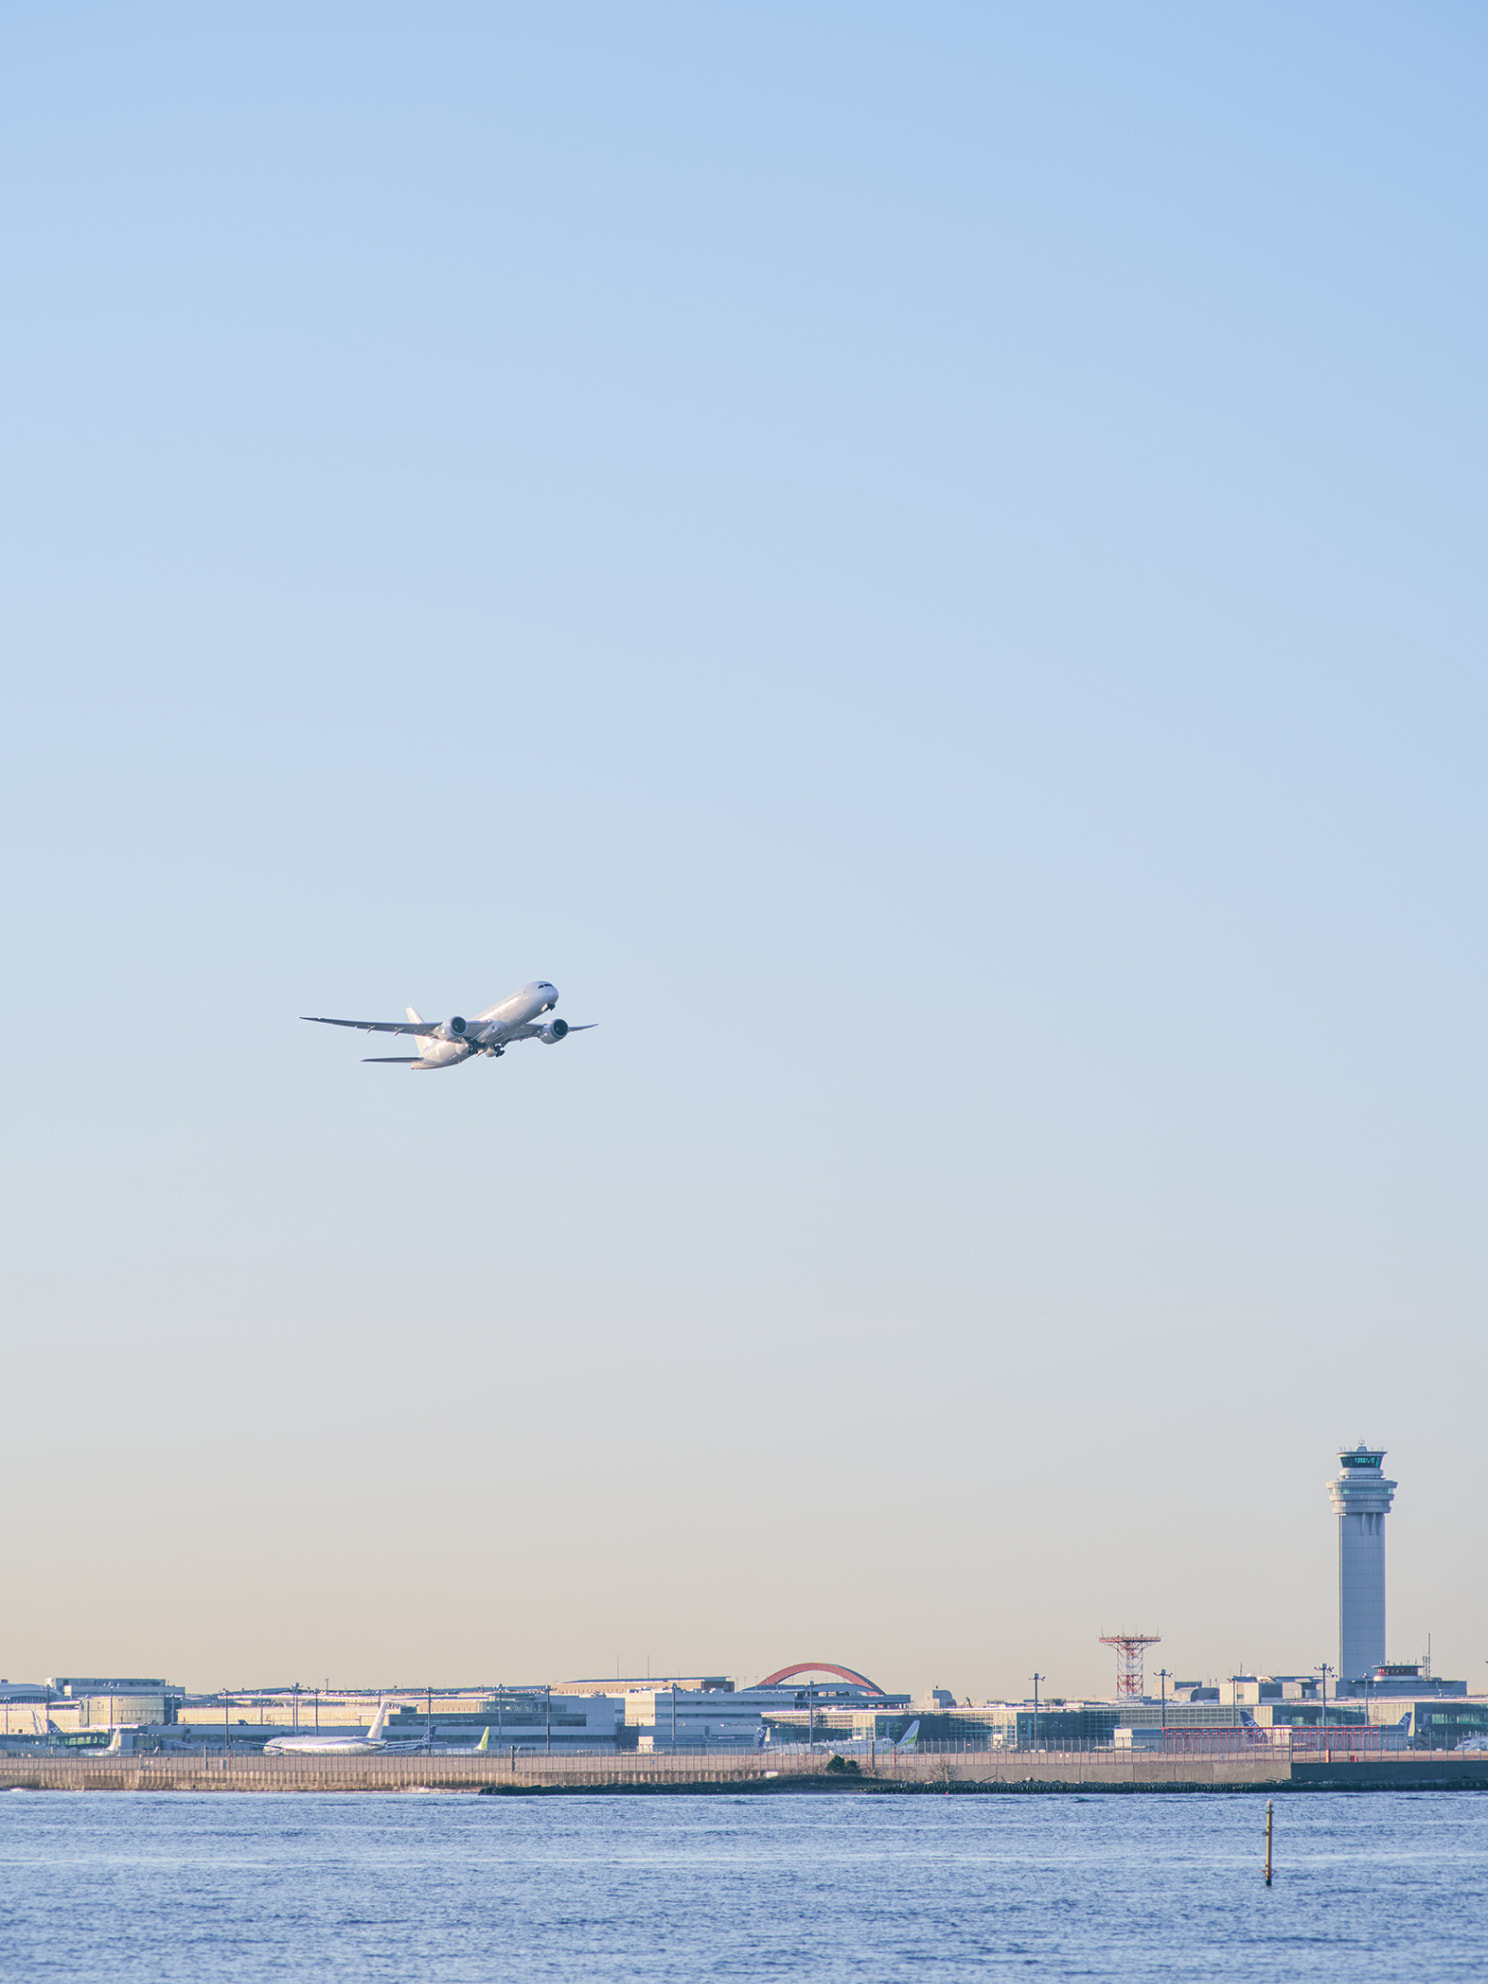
4;2;1486;1702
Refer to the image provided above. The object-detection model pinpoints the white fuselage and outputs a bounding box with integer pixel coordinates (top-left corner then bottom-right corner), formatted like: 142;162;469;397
417;980;559;1069
261;1734;390;1754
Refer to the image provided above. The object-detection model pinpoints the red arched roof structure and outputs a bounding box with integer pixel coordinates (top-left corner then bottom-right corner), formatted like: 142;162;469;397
755;1663;886;1695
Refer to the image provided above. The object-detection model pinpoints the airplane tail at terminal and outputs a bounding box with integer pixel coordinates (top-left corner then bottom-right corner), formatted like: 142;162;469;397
476;1727;491;1753
896;1719;920;1748
367;1700;392;1742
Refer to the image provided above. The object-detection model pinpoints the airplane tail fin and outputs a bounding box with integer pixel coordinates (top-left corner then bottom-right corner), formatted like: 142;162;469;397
896;1719;920;1749
367;1699;391;1741
476;1726;491;1753
401;1010;437;1069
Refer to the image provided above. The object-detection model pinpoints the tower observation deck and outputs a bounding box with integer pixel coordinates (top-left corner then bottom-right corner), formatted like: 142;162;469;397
1327;1445;1397;1685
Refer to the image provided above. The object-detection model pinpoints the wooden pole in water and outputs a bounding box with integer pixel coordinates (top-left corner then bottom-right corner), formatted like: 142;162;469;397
1265;1800;1273;1886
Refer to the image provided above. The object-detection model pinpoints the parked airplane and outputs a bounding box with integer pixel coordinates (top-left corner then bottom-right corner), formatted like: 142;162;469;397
441;1727;493;1755
263;1701;401;1755
301;980;595;1070
392;1725;496;1755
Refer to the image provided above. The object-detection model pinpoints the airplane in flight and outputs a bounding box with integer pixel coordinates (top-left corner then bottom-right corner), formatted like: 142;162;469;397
263;1700;402;1755
301;980;595;1070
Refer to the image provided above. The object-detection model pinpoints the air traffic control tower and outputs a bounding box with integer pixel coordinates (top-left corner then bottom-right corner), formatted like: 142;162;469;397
1327;1445;1397;1685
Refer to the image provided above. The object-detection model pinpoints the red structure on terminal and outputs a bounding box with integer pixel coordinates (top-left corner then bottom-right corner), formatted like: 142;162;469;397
1098;1633;1161;1698
755;1663;886;1695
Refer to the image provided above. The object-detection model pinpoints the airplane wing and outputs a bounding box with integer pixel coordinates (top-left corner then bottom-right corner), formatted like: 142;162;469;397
301;1016;440;1035
362;1056;422;1064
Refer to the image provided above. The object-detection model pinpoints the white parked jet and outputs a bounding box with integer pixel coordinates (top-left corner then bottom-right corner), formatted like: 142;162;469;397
302;980;595;1070
263;1701;401;1755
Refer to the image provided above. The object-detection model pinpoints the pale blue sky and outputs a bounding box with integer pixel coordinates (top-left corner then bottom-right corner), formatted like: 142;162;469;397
4;3;1486;1698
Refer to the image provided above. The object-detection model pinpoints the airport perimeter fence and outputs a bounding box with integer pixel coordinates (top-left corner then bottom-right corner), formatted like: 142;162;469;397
762;1732;1416;1760
0;1731;1433;1765
855;1735;1412;1760
1115;1729;1410;1757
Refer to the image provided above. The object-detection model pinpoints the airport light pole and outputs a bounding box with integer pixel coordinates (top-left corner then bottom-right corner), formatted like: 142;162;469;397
1317;1663;1333;1752
1031;1674;1042;1748
1158;1668;1168;1732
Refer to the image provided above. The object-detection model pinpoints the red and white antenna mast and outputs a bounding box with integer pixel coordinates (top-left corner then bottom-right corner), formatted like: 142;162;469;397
1099;1632;1161;1698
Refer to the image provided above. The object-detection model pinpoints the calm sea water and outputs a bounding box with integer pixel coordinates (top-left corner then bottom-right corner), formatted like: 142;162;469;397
0;1789;1485;1981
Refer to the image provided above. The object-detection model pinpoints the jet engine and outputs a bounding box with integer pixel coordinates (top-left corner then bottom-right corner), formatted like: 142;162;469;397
539;1019;570;1044
436;1016;468;1041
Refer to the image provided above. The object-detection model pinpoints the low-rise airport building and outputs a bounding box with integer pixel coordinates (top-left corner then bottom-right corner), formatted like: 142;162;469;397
4;1656;1484;1758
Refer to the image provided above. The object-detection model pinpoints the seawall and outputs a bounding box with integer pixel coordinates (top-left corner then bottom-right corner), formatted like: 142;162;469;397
1;1749;1485;1793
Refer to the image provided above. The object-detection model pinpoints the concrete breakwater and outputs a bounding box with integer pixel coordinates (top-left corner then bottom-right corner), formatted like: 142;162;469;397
1;1750;1485;1794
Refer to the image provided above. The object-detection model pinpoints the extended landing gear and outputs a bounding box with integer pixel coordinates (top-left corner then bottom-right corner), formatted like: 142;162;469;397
481;1045;505;1058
